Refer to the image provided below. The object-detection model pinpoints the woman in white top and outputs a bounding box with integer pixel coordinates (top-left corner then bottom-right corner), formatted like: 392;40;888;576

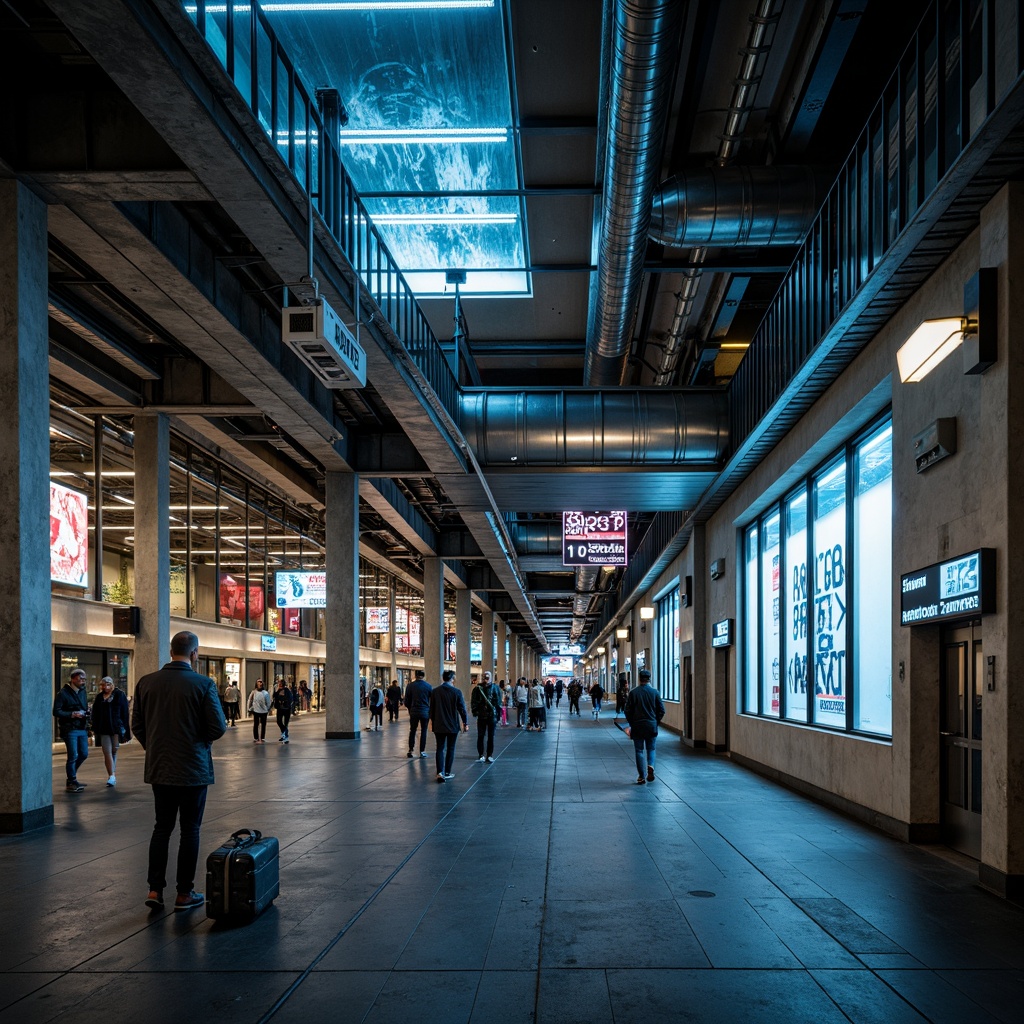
248;679;272;743
528;678;545;731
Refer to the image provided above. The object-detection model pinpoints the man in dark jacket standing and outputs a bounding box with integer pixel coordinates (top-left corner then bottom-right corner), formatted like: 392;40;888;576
429;669;467;782
132;630;226;912
624;668;666;785
404;669;433;758
53;668;90;792
470;670;500;763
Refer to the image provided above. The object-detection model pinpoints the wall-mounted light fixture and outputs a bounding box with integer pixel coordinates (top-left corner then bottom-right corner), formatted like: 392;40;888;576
596;646;606;656
639;606;655;620
897;268;996;382
616;627;630;642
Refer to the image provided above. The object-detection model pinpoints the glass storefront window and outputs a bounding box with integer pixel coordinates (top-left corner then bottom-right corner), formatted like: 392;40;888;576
741;417;891;738
654;586;680;701
761;511;781;718
784;489;809;722
813;459;847;728
853;422;893;735
744;524;759;714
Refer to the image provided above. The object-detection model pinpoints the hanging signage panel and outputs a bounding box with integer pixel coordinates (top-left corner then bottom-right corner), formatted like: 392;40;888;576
562;510;628;566
50;481;89;587
274;571;327;608
711;618;734;648
366;606;390;633
900;549;996;625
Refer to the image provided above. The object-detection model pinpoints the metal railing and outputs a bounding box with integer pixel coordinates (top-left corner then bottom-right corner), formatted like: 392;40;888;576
183;0;459;421
730;0;1022;449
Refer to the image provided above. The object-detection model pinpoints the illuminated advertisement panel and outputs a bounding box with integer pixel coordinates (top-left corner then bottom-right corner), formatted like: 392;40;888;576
366;606;390;633
562;510;628;566
274;571;327;608
50;481;89;587
900;549;996;625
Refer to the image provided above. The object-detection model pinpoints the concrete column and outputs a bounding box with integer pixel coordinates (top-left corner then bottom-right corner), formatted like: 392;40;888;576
979;182;1024;895
496;618;507;682
481;608;494;680
0;181;53;833
508;632;518;683
133;414;171;675
325;471;360;739
691;523;713;747
423;557;444;687
389;577;397;685
455;587;472;691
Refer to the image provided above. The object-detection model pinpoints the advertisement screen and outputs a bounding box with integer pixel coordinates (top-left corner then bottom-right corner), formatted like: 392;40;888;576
366;606;390;633
562;510;628;567
219;575;265;623
50;481;89;587
542;656;575;678
275;571;326;608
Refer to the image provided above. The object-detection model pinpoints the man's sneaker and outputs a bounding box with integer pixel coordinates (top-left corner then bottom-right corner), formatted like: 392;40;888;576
145;890;164;910
420;751;428;758
278;736;285;742
647;766;655;782
636;776;646;785
436;773;445;783
443;772;455;780
486;756;495;763
173;891;205;912
477;755;486;762
65;781;84;793
407;751;414;758
107;775;116;787
283;737;289;744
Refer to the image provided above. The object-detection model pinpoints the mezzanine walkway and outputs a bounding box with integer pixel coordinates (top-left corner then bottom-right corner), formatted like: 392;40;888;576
1;703;1022;1023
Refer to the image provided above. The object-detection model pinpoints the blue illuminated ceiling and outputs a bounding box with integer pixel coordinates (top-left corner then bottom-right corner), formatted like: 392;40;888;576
262;0;529;297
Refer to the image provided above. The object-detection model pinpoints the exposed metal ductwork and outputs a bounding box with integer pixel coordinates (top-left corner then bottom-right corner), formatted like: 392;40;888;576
583;0;686;387
460;389;729;466
649;166;823;248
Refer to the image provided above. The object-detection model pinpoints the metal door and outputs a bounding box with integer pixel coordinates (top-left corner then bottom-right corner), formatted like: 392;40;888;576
940;624;983;859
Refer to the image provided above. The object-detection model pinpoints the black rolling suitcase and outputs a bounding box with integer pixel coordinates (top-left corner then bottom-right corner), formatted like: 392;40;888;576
206;828;280;923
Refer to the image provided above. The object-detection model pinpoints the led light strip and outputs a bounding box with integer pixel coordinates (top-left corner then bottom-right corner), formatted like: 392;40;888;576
371;211;518;226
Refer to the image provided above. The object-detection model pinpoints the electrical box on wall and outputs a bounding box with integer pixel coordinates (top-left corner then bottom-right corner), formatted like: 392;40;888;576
682;575;692;607
913;417;956;473
710;559;725;580
112;605;140;635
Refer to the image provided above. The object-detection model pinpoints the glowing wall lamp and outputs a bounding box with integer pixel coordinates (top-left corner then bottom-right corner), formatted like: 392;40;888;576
616;627;630;642
639;605;655;633
897;269;996;383
596;646;606;656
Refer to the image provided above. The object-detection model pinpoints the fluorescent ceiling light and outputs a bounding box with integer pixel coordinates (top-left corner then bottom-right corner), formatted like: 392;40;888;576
897;317;965;383
371;211;517;226
188;2;492;12
338;127;508;146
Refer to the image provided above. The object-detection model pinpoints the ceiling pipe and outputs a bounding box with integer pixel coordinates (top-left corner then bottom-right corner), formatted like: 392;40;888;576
649;166;823;248
460;388;729;465
651;0;785;387
583;0;686;387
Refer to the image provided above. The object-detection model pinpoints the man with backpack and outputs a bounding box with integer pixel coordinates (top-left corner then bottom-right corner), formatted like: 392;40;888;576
471;671;501;763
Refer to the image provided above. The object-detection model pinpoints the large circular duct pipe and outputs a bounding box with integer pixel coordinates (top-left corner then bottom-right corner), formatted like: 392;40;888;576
649;165;822;248
460;389;729;466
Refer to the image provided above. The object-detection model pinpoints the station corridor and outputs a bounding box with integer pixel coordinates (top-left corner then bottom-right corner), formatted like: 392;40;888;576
2;708;1022;1024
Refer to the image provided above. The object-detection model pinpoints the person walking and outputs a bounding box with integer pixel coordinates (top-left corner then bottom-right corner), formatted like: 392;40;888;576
429;669;468;781
91;676;130;786
471;670;500;762
367;681;384;730
132;630;226;912
555;678;564;707
273;679;294;743
224;680;240;726
624;668;666;785
404;669;433;758
514;677;529;728
590;679;605;719
53;668;91;792
248;679;271;743
527;677;545;730
499;680;510;727
614;671;630;722
386;679;403;722
544;678;554;709
567;678;582;716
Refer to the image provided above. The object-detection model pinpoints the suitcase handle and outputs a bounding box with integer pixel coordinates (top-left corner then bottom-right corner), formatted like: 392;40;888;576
230;828;262;849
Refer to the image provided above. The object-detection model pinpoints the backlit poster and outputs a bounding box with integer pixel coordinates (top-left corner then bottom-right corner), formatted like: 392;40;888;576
219;575;265;624
366;606;390;633
50;481;89;587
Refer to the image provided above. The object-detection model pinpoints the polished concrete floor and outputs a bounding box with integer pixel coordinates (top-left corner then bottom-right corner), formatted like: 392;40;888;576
2;701;1023;1023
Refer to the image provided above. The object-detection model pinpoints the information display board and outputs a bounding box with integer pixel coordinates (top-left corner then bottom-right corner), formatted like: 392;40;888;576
900;549;996;625
366;606;390;633
275;571;327;608
562;511;628;567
